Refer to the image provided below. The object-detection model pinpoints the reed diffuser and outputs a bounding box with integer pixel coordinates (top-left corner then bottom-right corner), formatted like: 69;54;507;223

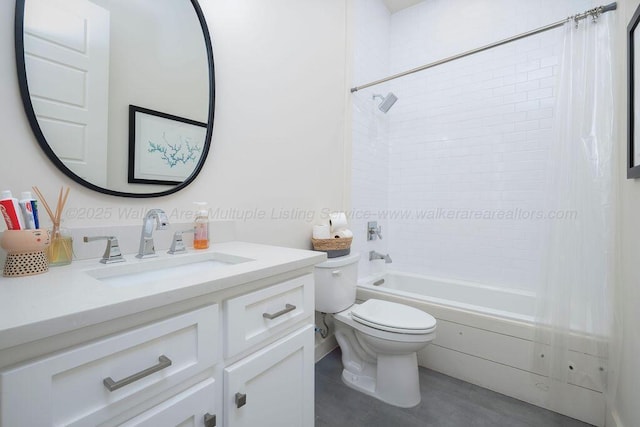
32;186;73;266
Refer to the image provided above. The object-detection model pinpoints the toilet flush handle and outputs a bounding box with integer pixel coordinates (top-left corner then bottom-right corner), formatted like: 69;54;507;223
332;270;341;276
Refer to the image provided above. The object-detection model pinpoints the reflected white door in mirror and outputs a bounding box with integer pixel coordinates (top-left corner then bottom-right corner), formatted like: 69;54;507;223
25;0;110;187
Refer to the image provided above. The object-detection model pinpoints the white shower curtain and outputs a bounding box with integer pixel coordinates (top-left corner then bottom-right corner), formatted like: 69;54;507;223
533;11;617;416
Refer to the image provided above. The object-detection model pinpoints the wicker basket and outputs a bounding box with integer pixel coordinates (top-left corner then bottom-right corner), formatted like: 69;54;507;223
311;237;352;251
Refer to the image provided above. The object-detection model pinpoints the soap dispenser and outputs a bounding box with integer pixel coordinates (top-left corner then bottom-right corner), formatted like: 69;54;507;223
193;202;209;249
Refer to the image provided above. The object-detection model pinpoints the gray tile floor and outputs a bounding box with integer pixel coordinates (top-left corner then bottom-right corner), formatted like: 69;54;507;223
315;349;593;427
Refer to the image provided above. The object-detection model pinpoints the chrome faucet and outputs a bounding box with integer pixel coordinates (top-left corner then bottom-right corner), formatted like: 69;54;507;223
137;209;169;259
369;250;392;263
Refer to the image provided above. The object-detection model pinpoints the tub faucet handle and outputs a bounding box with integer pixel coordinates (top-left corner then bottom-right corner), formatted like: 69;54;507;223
367;221;383;241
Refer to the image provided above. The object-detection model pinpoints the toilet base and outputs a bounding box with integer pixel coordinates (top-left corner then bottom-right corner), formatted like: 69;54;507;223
340;352;421;408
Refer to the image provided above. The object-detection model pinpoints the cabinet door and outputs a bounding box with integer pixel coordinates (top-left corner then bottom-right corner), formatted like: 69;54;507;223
120;378;217;427
224;325;314;427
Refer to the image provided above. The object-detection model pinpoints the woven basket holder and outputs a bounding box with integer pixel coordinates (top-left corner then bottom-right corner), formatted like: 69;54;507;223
311;237;353;251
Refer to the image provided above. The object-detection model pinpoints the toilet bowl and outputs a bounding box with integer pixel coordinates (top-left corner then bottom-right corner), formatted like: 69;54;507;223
314;254;437;408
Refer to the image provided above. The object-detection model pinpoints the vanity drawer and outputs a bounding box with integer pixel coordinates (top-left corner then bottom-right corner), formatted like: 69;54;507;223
225;274;313;357
0;305;219;427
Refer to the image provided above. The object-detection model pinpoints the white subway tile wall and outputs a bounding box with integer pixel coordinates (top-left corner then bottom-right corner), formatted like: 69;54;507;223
351;0;391;278
352;0;594;291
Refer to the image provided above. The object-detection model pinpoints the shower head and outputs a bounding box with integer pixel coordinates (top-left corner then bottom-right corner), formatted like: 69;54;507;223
372;92;398;113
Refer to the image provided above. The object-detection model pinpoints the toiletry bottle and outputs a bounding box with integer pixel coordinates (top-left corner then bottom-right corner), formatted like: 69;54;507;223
19;191;38;229
0;190;25;230
193;202;209;249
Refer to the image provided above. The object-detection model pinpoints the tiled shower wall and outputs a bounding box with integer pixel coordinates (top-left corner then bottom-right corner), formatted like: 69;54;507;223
351;0;594;291
350;0;391;278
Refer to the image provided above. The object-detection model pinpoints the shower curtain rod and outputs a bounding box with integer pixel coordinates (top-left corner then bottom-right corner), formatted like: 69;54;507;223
350;2;617;93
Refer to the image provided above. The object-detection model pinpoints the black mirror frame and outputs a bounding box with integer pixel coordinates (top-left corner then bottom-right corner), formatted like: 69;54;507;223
14;0;215;197
628;2;640;179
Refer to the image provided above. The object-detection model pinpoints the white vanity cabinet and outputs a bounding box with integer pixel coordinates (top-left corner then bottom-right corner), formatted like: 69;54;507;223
0;305;220;427
0;261;318;427
223;274;315;427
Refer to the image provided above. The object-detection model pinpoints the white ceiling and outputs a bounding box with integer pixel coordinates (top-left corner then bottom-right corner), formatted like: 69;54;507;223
383;0;425;14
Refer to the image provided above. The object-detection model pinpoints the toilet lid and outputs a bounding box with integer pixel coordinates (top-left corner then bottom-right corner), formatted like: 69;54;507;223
351;299;436;334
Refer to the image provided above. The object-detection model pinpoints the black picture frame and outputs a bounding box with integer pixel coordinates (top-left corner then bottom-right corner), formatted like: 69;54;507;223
628;3;640;178
128;105;208;185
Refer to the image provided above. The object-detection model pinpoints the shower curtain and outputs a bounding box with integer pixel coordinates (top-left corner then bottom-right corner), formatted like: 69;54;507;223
533;11;617;414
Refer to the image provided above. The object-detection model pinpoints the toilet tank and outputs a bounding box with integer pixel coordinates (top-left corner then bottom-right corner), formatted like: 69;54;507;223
314;253;360;313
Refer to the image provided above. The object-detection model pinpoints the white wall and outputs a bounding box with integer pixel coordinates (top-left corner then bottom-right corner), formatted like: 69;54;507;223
0;0;348;250
350;0;391;278
92;0;209;192
614;1;640;426
352;0;595;293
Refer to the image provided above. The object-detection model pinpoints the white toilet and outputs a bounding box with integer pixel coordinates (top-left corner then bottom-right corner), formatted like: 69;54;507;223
315;253;437;408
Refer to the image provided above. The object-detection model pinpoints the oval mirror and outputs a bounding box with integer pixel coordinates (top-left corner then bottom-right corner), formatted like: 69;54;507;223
15;0;214;197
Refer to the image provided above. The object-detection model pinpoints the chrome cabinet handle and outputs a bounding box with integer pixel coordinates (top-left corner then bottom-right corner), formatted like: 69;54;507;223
235;392;247;408
103;355;172;392
204;413;217;427
262;304;296;320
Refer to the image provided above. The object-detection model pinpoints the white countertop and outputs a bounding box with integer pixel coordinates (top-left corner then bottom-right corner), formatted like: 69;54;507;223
0;241;326;351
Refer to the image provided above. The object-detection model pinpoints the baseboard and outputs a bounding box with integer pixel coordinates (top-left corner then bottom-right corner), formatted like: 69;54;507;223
419;344;605;427
314;334;338;363
606;407;623;427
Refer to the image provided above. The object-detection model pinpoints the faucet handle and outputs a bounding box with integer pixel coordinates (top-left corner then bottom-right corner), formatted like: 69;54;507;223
367;221;383;240
156;211;169;230
83;235;125;264
168;230;193;254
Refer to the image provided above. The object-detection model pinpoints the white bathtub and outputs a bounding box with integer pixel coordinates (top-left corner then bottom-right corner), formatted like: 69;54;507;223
355;271;606;427
359;271;536;323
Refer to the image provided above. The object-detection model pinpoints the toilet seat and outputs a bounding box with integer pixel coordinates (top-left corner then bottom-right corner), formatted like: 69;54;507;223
351;299;436;334
334;307;435;344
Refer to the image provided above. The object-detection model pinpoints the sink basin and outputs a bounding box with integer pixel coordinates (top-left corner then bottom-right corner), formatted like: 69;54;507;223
86;252;253;288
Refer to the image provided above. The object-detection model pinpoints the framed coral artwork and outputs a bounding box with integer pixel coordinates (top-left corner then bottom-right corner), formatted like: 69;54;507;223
128;105;207;185
629;4;640;178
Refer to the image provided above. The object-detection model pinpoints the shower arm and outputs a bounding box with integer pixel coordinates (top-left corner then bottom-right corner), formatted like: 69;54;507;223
350;2;617;93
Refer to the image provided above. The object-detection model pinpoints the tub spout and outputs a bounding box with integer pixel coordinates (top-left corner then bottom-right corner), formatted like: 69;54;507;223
369;250;392;263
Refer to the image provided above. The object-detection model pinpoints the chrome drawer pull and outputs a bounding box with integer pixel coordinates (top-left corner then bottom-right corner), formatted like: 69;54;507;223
103;355;172;392
262;304;296;320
